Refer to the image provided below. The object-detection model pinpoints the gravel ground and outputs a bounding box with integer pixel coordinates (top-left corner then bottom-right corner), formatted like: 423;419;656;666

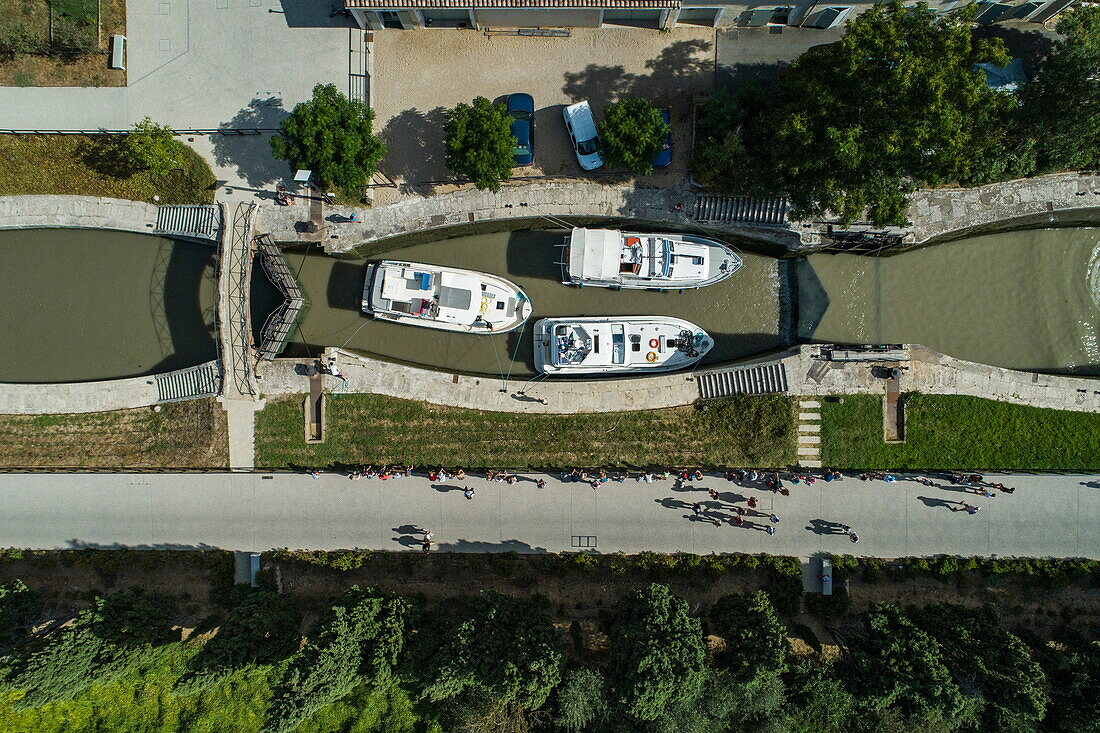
370;27;716;202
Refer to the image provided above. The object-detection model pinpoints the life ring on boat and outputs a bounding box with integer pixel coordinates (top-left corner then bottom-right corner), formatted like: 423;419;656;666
646;352;658;362
649;338;660;348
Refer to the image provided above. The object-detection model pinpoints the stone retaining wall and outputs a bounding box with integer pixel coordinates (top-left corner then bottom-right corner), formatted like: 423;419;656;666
0;195;159;235
257;345;1100;415
0;374;160;414
259;181;804;255
904;172;1100;245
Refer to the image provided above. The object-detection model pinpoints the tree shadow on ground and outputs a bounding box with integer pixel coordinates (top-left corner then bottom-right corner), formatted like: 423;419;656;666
211;98;291;188
562;39;714;108
77;136;141;178
378;106;449;194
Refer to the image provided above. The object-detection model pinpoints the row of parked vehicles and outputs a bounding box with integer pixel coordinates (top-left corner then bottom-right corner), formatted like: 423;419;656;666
506;93;672;171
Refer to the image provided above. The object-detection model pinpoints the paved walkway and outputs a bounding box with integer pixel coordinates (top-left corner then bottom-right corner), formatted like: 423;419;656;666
1;472;1095;559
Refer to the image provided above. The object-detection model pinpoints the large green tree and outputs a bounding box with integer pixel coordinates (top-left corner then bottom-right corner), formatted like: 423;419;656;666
444;96;516;193
599;97;669;177
848;603;971;727
1020;6;1100;173
419;592;563;710
174;590;301;694
911;604;1048;730
608;583;706;722
2;588;174;709
694;1;1018;226
265;586;410;733
711;590;788;681
271;83;386;192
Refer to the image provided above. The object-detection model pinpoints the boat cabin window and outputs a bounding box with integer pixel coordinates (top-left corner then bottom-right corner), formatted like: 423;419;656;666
495;301;505;310
612;326;626;364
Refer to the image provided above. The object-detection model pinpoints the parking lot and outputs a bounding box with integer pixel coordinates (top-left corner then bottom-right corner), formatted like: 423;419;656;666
370;27;717;202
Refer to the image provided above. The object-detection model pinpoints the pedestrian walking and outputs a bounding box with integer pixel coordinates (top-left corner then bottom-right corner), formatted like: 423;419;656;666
463;487;475;500
961;503;981;515
707;488;720;501
918;476;934;487
747;496;758;509
733;514;744;526
422;538;432;553
850;532;860;543
535;478;547;490
766;526;776;535
840;524;852;535
691;502;703;516
769;513;780;523
424;529;433;542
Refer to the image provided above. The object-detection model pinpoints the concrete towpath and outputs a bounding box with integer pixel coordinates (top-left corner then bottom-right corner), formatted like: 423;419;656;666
0;472;1096;560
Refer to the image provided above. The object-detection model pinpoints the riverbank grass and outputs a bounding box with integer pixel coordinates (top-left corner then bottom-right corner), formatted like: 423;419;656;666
254;393;797;469
0;135;215;203
822;393;1100;470
0;399;228;469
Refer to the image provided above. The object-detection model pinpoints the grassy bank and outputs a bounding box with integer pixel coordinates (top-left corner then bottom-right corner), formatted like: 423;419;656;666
254;393;797;469
0;399;228;469
822;394;1100;470
0;135;215;203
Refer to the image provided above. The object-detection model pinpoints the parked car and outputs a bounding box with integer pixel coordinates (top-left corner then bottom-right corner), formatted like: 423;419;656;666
651;107;673;168
563;101;604;171
506;93;535;167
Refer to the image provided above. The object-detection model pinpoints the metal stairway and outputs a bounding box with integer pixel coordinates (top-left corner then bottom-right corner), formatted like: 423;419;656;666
696;363;789;399
155;361;222;403
692;195;788;226
154;205;222;241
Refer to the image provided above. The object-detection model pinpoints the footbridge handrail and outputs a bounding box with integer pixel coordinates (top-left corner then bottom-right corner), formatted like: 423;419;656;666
255;236;306;361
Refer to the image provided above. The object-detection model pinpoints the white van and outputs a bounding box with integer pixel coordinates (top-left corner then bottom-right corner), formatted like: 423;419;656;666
563;101;605;171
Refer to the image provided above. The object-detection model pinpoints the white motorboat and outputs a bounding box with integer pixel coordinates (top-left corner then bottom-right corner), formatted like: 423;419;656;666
561;227;742;290
533;316;713;375
362;261;532;333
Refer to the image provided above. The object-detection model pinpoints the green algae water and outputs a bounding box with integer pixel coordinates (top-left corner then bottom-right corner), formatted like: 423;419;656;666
799;227;1100;374
0;229;218;383
275;230;787;376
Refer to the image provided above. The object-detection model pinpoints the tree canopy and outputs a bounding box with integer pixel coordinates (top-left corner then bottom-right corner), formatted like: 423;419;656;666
711;590;788;681
419;591;563;710
265;585;410;733
608;583;706;721
1020;6;1100;173
444;96;516;192
271;83;386;193
124;117;182;177
693;1;1021;226
174;589;301;694
598;97;669;177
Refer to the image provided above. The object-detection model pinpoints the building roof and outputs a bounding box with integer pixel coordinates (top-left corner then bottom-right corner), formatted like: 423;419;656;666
345;0;677;8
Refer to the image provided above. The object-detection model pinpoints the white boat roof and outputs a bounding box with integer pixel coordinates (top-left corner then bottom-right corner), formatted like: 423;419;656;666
379;265;482;324
568;228;621;281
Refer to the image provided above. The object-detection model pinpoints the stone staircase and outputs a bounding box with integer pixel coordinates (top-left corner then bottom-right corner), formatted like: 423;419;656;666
154;205;222;241
797;400;822;468
696;363;788;399
692;195;788;226
155;361;222;403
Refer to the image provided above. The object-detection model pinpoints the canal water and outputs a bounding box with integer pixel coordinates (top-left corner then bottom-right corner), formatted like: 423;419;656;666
0;229;218;383
273;230;787;376
798;227;1100;374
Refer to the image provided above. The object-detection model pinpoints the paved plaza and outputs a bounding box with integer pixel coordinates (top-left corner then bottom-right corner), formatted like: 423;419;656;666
1;471;1096;559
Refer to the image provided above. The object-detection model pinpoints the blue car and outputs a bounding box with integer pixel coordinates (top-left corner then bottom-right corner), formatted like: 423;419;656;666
506;93;535;167
651;107;672;168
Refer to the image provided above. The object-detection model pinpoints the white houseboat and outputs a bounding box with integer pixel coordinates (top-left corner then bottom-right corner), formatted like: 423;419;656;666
561;227;742;290
533;316;712;375
362;261;532;333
